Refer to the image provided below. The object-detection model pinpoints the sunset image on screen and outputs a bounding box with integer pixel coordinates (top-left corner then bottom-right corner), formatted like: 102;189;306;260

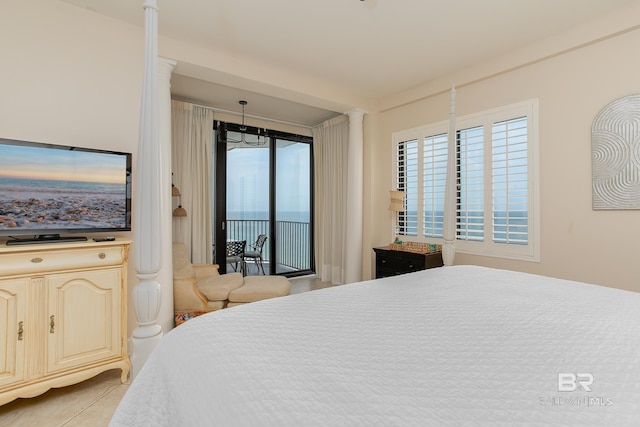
0;142;130;231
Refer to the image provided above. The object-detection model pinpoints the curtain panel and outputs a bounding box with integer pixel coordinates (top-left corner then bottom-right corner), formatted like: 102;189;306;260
312;115;349;284
171;100;214;264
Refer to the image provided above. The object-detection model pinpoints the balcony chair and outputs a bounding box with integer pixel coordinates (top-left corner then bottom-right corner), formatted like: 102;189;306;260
226;240;246;275
243;234;268;275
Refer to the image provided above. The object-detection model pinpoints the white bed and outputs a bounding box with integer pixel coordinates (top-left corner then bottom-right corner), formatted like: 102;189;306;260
110;266;640;426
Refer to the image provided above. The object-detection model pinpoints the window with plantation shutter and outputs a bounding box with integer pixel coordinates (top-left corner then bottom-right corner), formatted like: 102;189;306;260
392;99;539;261
492;117;529;245
396;138;418;236
456;125;484;242
423;133;447;238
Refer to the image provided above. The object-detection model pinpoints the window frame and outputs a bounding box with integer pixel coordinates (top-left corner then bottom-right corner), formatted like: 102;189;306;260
392;99;540;262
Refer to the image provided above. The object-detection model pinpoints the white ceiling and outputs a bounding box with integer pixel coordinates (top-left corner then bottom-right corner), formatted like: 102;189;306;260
61;0;637;126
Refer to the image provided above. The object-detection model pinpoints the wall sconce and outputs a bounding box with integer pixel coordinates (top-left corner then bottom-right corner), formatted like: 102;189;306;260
172;175;187;217
389;190;405;243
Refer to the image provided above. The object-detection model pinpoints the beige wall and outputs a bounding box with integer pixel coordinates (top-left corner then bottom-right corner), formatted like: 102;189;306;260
0;0;143;333
369;23;640;292
3;1;639;341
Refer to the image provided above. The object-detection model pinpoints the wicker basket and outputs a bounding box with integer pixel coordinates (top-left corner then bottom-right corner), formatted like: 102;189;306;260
388;242;442;254
174;310;207;326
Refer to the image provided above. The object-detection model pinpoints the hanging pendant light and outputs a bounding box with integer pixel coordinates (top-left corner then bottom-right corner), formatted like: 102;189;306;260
226;100;269;146
171;173;187;218
173;204;187;217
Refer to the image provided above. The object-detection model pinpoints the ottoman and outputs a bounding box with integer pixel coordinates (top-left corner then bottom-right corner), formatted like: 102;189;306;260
227;275;292;307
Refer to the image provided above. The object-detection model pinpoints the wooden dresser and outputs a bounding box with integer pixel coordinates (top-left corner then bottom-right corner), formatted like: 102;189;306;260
0;240;130;406
373;246;443;279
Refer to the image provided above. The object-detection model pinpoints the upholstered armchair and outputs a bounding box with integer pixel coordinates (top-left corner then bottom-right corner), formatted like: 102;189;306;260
172;243;243;312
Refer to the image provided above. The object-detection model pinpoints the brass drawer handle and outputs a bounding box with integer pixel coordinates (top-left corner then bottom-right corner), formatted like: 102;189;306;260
17;321;24;340
31;257;43;263
50;315;55;333
99;252;106;259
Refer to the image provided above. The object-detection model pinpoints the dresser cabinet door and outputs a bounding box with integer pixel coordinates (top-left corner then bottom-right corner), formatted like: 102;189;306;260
46;269;121;374
0;279;27;389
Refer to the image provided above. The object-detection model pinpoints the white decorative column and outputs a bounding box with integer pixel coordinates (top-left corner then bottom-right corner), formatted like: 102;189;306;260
442;85;457;266
344;109;366;284
157;57;176;334
131;0;163;378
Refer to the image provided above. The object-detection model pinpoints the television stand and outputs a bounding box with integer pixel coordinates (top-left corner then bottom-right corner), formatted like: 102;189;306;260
0;240;131;405
5;234;88;246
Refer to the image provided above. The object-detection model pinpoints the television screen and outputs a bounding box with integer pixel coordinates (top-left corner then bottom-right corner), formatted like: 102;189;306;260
0;138;132;243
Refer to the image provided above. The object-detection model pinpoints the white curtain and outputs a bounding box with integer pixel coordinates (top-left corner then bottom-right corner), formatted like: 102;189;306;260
312;115;349;284
171;100;214;264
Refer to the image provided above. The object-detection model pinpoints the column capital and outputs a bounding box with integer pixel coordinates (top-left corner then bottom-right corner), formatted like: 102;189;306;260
157;58;176;87
158;57;177;70
143;0;158;11
345;108;367;120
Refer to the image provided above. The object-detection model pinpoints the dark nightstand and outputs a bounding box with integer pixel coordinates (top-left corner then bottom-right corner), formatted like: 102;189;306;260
373;247;443;279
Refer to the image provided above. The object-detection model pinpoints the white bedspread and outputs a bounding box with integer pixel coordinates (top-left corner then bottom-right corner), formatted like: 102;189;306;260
110;266;640;426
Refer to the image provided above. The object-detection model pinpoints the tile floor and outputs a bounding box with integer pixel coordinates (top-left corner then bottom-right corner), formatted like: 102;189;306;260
0;275;337;426
0;370;127;427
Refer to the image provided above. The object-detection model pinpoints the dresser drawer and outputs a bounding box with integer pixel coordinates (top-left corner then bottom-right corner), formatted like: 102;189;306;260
0;245;124;276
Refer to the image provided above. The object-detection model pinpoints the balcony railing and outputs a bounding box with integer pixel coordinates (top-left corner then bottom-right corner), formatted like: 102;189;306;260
225;219;311;272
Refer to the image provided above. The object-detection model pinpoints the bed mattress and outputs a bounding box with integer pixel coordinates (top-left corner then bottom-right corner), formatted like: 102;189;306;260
110;266;640;426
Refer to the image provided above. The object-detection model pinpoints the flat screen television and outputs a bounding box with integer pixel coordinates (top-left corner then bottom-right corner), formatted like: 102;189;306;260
0;138;132;245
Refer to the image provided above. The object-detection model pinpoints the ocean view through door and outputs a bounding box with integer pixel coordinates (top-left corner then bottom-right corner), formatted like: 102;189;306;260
214;122;314;277
275;138;312;274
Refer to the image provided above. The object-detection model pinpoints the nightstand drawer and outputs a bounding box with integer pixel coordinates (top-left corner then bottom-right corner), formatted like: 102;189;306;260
373;247;443;279
376;253;423;273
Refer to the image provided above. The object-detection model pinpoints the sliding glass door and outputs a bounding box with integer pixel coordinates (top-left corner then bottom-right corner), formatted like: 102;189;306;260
275;138;313;274
213;122;314;277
